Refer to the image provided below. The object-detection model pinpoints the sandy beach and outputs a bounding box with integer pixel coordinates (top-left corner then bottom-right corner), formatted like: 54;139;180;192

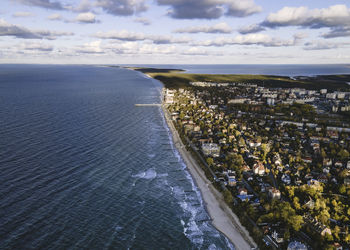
162;104;257;250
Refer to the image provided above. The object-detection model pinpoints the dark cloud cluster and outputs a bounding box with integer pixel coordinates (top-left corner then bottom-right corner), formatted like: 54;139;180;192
13;0;262;19
95;0;148;16
12;0;64;10
156;0;261;19
322;26;350;39
303;40;350;50
303;41;340;50
0;19;73;39
1;19;40;38
73;0;93;13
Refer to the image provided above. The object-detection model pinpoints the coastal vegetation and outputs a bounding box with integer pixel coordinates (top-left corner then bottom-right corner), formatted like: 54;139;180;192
125;67;185;74
132;67;350;91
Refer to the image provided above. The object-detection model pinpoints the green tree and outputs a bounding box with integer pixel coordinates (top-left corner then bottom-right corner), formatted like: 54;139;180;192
289;215;304;231
318;209;330;224
339;170;349;179
293;197;301;210
206;157;214;166
284;229;291;241
324;233;333;242
338;149;350;160
179;112;185;120
261;143;270;162
223;190;233;205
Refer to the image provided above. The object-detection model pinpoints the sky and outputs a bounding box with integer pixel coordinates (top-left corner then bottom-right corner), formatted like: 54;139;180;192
1;0;350;64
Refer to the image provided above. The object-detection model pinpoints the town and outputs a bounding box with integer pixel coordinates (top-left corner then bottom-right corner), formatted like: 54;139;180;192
164;82;350;249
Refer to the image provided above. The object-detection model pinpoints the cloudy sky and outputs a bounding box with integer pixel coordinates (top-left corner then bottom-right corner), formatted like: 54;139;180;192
1;0;350;64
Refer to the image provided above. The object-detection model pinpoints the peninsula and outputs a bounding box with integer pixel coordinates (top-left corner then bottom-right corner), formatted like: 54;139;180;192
133;67;350;250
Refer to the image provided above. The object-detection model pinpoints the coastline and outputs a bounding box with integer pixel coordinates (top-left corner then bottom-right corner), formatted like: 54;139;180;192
161;101;257;250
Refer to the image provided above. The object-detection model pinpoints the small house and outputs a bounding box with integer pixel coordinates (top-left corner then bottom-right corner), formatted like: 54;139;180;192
238;187;248;196
253;161;265;176
268;187;281;199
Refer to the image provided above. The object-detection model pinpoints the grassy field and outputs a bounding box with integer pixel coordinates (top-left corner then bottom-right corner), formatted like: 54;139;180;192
132;67;350;90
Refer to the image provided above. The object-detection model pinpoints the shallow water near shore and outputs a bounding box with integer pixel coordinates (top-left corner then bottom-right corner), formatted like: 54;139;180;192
0;65;233;249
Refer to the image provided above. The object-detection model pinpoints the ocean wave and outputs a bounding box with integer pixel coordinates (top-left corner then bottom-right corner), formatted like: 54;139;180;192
132;168;157;180
158;102;235;249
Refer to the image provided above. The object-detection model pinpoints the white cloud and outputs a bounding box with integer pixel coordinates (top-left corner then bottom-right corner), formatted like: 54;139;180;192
137;44;176;54
48;13;62;21
174;22;232;34
35;30;75;39
19;42;54;51
93;29;305;48
103;42;221;56
226;0;262;17
13;12;34;18
194;33;302;47
76;41;177;55
134;17;151;25
93;30;191;44
76;12;98;23
94;30;146;41
76;40;104;54
181;47;208;55
262;4;350;29
303;41;348;50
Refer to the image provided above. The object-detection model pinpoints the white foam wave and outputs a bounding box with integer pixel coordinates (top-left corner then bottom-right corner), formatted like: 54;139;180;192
158;103;234;249
132;168;157;180
132;169;168;181
224;237;235;250
208;244;216;250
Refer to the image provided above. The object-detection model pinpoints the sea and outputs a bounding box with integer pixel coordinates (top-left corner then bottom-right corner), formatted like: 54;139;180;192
0;64;233;250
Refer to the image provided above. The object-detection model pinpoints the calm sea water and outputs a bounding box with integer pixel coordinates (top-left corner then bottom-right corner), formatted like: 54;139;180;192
124;64;350;76
0;65;233;249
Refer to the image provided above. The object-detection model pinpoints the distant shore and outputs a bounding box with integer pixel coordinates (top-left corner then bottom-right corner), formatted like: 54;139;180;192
161;103;257;250
128;66;350;91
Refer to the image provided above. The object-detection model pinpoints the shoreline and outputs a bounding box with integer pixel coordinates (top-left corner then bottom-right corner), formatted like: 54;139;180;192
161;101;257;250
